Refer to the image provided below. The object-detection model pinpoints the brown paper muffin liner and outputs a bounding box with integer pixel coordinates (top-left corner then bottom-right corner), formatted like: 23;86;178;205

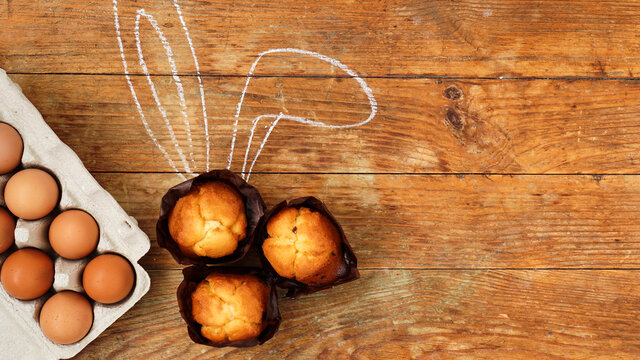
177;266;281;347
156;170;266;265
254;196;360;297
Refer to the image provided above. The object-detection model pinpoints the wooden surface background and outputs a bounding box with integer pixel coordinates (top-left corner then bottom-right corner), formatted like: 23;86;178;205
3;0;640;358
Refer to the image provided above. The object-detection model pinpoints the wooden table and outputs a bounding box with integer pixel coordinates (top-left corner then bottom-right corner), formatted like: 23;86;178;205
3;0;640;358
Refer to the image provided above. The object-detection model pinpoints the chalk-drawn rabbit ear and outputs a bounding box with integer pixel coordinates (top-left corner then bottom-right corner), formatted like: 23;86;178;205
112;0;210;178
228;48;378;181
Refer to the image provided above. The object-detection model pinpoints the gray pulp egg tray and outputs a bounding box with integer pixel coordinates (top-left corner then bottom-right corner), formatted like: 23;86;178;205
0;69;151;359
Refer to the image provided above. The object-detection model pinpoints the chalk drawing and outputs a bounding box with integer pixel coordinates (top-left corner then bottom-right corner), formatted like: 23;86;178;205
133;9;192;174
242;113;283;182
112;0;186;180
172;0;210;171
228;48;379;181
135;9;195;171
113;1;377;182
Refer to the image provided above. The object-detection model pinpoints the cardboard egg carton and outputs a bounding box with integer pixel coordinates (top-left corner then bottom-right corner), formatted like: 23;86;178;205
0;69;151;359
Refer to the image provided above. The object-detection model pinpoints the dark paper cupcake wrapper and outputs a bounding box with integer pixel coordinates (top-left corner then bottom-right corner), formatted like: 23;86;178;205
177;266;281;347
156;170;266;265
255;196;360;297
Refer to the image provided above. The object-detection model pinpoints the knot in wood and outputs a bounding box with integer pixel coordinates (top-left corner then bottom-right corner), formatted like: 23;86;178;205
445;108;464;130
443;85;462;100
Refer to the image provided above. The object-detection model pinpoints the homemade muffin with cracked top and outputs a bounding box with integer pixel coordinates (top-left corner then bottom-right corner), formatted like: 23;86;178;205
191;273;269;342
169;181;247;259
262;207;343;286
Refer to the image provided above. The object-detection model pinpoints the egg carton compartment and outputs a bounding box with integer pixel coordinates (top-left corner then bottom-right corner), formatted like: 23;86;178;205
0;68;152;360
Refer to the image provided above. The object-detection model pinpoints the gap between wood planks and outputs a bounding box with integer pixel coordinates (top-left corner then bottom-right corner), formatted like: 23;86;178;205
6;72;640;81
89;171;640;176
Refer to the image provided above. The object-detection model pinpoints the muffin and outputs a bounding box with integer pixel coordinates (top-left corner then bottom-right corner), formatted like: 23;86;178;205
262;207;343;286
191;273;269;342
168;181;247;258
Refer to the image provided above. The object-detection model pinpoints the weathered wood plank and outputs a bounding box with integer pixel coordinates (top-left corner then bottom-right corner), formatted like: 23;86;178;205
6;2;640;359
90;173;640;270
3;0;640;78
72;269;640;359
10;74;640;174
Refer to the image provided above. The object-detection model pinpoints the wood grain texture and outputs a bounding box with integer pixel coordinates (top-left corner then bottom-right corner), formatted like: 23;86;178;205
72;269;640;359
90;172;640;270
10;74;640;174
2;0;640;78
5;0;640;358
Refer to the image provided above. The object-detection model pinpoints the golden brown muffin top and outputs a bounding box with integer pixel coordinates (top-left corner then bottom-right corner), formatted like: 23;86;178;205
262;207;343;286
169;181;247;258
191;273;269;342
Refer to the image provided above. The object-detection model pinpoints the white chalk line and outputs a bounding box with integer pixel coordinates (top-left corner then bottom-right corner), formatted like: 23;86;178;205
173;0;210;171
135;9;195;171
242;113;283;182
115;7;377;180
241;111;370;182
134;10;192;174
112;0;186;180
231;48;378;180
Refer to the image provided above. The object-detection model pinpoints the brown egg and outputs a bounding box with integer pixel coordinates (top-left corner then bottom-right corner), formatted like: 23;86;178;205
0;123;23;175
49;210;99;259
1;248;54;300
0;207;15;254
82;254;134;304
4;169;59;220
39;291;93;344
